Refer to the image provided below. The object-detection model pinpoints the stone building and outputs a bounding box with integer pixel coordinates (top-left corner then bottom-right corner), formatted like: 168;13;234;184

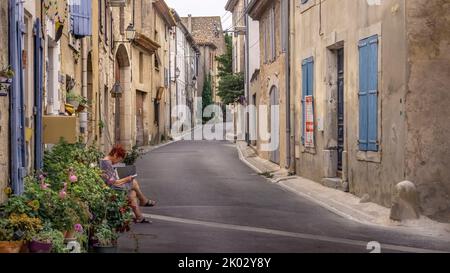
247;0;291;168
292;0;450;219
0;0;9;203
109;0;175;149
225;0;246;74
182;16;226;104
170;10;200;133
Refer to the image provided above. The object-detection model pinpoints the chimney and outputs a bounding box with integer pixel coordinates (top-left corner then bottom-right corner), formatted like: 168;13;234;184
187;14;192;33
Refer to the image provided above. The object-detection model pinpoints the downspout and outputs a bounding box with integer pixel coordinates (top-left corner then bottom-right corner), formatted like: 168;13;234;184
284;0;293;170
289;0;296;173
80;38;88;141
245;0;250;145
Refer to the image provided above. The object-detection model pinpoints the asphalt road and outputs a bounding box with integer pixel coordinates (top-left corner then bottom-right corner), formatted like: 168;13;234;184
118;140;450;253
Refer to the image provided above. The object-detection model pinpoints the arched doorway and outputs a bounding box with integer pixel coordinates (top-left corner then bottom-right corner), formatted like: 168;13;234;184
269;86;280;164
115;44;131;146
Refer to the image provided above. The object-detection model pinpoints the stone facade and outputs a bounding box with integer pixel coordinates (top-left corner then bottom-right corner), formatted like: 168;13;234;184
182;16;225;103
291;0;450;219
0;0;9;203
248;0;289;168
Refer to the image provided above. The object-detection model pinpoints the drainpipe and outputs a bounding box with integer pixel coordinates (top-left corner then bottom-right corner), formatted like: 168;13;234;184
80;38;88;141
284;0;292;170
289;0;296;173
245;0;250;146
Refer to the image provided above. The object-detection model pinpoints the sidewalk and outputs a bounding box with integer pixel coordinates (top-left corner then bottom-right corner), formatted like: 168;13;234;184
235;141;450;240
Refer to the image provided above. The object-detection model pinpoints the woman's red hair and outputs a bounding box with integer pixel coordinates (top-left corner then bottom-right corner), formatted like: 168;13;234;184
109;144;127;159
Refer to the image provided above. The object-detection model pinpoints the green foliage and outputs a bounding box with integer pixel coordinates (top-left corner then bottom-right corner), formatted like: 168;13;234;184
216;34;233;77
202;73;213;124
216;34;245;105
0;140;132;252
94;222;118;247
123;145;143;166
0;219;14;241
217;72;245;105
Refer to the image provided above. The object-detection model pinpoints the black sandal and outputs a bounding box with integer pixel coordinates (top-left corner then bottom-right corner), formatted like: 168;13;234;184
143;200;157;207
134;217;152;224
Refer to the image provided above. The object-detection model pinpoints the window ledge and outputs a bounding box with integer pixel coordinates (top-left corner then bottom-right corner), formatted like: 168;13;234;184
357;151;381;163
301;146;317;155
299;0;316;14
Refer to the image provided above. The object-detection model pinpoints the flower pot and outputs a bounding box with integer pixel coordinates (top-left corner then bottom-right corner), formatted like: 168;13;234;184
29;241;53;253
92;244;118;254
76;104;86;112
67;100;80;109
0;241;23;254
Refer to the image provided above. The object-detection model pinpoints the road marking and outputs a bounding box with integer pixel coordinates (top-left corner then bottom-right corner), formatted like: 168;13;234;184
143;213;448;253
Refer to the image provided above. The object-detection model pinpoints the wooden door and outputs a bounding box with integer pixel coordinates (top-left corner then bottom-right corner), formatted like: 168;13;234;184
136;91;145;146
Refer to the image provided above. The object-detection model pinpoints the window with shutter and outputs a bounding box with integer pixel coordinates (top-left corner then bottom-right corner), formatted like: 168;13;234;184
71;0;92;37
358;35;379;152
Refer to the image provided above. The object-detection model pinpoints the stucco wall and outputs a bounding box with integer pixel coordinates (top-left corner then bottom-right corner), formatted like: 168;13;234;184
293;0;407;208
0;0;9;203
405;0;450;218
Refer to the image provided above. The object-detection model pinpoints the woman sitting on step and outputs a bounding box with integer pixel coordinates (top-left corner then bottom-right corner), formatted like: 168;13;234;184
100;144;157;224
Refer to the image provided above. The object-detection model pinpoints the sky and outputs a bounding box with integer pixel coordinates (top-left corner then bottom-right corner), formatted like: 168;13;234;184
165;0;232;29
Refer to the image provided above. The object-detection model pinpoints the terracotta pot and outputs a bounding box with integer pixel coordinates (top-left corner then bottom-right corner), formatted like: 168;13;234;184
0;241;23;254
64;230;76;239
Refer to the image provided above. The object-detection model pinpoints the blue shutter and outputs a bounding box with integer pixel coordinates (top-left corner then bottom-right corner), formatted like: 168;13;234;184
71;0;92;37
301;57;314;145
367;36;379;151
9;0;26;194
359;35;378;152
34;19;44;170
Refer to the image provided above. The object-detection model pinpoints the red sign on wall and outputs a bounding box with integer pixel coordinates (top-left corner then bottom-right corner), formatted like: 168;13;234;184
304;96;315;148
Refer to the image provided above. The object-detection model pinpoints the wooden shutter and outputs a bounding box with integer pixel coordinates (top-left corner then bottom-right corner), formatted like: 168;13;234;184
71;0;92;37
358;35;378;151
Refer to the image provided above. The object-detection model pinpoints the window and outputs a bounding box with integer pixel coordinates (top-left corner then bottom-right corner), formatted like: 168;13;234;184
301;57;314;145
139;52;144;83
104;1;109;45
99;0;104;34
270;4;276;61
358;35;379;152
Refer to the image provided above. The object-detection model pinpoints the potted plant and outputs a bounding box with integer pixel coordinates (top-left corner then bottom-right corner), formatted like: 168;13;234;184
0;219;23;253
29;229;54;253
123;145;143;166
92;222;118;253
0;66;15;82
66;91;81;108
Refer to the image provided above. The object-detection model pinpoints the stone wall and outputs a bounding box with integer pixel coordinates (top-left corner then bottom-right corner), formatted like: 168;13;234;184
0;0;9;203
405;0;450;219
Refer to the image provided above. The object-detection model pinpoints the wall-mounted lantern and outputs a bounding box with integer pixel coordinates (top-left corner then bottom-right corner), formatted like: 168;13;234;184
111;82;123;98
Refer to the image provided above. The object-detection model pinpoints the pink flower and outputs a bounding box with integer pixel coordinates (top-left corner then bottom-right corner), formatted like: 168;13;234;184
39;175;45;180
69;175;78;183
59;190;67;199
74;224;83;233
40;183;50;190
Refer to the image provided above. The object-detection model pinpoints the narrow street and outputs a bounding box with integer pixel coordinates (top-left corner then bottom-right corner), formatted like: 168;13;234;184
118;140;450;253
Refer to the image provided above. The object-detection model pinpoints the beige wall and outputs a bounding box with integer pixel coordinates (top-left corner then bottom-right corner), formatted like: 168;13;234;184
404;0;450;218
293;0;407;207
292;0;450;218
0;1;9;203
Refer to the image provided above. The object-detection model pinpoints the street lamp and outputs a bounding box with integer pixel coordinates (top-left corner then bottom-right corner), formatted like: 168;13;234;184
111;82;123;98
125;23;136;41
114;23;136;47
